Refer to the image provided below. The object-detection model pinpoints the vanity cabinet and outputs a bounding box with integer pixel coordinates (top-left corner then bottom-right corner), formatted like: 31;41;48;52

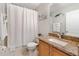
38;40;50;56
38;40;69;56
50;45;68;56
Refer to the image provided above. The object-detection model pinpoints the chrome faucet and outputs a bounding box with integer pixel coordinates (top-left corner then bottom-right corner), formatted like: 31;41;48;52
55;32;61;39
57;33;61;39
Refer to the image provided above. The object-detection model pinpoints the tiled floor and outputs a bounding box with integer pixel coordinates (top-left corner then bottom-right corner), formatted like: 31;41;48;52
15;47;38;56
0;46;38;56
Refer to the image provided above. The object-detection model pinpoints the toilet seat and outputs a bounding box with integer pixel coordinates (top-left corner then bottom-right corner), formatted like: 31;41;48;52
26;42;38;56
27;42;38;47
27;42;38;50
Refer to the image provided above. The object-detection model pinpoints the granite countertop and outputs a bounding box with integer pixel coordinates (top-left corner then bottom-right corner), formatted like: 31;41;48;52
38;36;79;56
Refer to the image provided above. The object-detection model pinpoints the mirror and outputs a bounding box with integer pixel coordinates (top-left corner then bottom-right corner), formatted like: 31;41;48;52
51;3;79;37
66;10;79;37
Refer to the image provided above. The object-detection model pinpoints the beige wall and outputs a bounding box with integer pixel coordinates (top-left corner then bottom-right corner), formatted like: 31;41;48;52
37;4;52;36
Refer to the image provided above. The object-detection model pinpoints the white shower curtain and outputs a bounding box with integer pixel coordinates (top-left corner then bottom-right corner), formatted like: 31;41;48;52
14;5;24;47
7;4;38;49
23;8;38;45
7;4;24;48
7;4;16;48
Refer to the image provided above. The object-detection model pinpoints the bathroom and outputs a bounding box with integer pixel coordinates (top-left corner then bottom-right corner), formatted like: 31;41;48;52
0;3;79;56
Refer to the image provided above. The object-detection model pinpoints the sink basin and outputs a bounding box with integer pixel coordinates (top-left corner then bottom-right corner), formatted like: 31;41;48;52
48;39;68;47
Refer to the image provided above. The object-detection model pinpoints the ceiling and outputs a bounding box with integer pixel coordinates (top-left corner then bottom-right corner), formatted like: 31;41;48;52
13;3;40;10
12;3;53;10
14;3;79;14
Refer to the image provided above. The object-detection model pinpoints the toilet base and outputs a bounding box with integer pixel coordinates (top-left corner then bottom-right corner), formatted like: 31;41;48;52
28;49;37;56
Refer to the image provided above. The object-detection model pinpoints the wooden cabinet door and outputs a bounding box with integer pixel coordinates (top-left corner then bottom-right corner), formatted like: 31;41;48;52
38;40;50;56
50;45;54;56
50;45;68;56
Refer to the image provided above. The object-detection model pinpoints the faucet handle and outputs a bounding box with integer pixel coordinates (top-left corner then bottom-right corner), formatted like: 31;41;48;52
53;32;61;39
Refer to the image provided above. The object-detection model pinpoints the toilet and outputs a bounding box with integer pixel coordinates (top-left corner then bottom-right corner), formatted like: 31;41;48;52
27;42;38;56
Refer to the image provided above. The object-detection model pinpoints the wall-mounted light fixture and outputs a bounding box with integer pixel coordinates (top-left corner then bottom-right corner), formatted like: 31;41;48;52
55;13;62;17
38;14;47;21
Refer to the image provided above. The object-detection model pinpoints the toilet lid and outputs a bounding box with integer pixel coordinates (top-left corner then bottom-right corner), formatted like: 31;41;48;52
27;42;38;47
